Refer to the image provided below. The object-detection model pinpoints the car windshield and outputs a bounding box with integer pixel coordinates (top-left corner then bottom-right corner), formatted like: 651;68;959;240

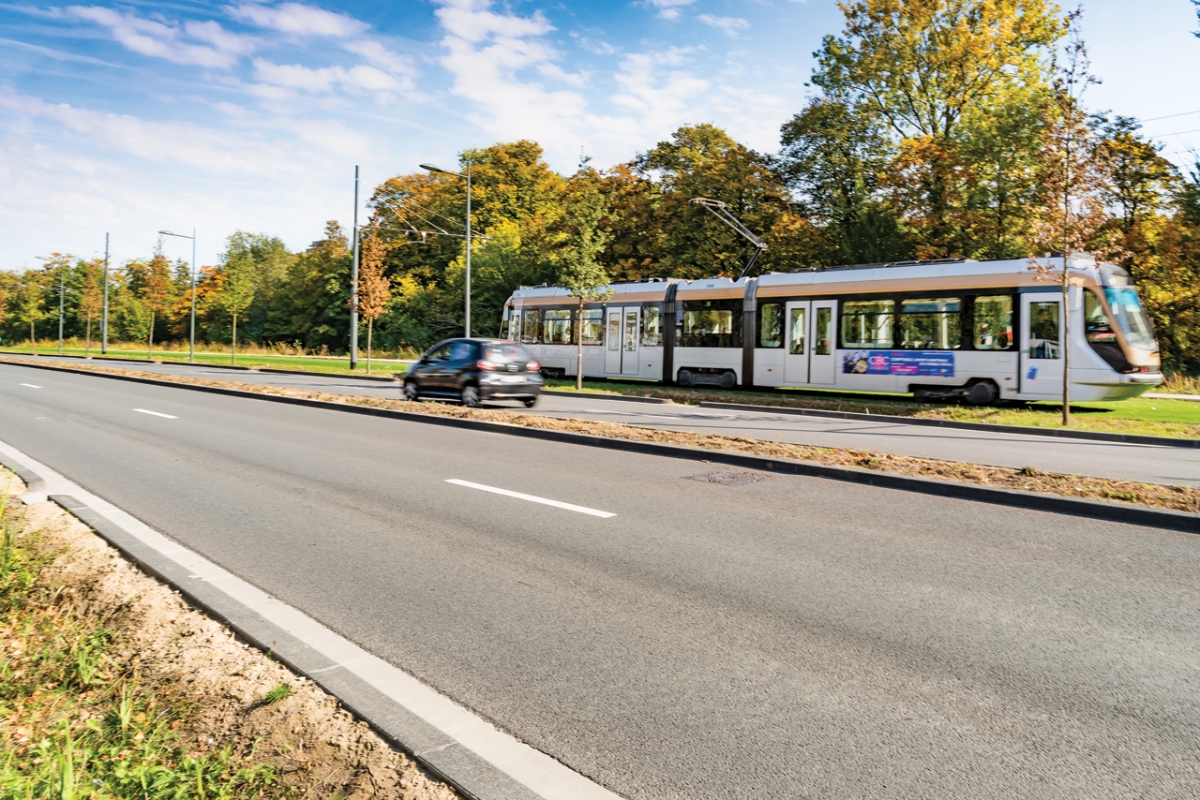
1104;287;1157;351
485;343;532;363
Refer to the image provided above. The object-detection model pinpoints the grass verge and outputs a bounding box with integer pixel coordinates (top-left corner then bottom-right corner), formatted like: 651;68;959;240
6;358;1197;516
0;346;412;378
544;379;1200;439
0;477;458;799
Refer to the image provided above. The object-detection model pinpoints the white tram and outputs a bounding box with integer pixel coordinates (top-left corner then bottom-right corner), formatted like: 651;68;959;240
501;256;1162;404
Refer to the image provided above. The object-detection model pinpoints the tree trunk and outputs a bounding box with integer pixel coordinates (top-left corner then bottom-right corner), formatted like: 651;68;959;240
85;317;92;356
1062;260;1071;426
367;319;373;375
576;298;584;391
148;312;155;359
231;314;238;366
30;320;35;351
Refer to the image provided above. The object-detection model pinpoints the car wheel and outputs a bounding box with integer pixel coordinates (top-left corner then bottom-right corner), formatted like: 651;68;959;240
461;384;481;408
403;380;419;402
523;397;539;408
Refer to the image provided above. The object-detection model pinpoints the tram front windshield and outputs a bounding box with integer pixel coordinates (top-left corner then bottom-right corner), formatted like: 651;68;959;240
1104;287;1157;351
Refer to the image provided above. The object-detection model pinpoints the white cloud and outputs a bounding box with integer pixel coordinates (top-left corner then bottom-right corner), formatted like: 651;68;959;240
697;14;750;37
644;0;695;21
342;40;416;78
434;0;588;152
67;6;252;68
225;2;368;38
251;57;413;98
0;92;302;177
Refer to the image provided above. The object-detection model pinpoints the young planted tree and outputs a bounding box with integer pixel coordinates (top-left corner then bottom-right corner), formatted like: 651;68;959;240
14;270;46;350
559;166;614;390
215;248;257;365
355;221;392;374
1027;10;1114;426
79;257;104;354
143;243;173;358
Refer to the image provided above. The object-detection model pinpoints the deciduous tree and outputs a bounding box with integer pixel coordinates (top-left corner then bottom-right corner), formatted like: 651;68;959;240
355;220;392;373
215;235;258;365
1027;10;1113;425
559;164;614;389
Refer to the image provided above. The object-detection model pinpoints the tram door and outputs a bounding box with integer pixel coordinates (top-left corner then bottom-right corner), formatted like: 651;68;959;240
622;308;640;375
1020;292;1063;397
784;301;811;384
605;308;622;374
809;300;837;385
605;306;641;376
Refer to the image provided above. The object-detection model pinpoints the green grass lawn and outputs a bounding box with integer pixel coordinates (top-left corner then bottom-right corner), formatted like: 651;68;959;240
2;345;410;376
545;378;1200;439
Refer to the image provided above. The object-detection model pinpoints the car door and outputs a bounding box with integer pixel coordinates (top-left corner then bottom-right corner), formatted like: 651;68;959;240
444;340;477;393
416;342;454;395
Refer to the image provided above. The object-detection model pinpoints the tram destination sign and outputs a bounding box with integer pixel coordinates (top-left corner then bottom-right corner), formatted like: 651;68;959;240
842;350;955;378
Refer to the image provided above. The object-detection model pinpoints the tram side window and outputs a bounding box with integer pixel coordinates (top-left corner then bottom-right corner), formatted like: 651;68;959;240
1029;302;1060;359
521;310;540;344
814;307;832;355
542;309;573;345
759;303;783;348
900;298;961;350
841;300;894;348
1084;291;1117;343
608;313;620;351
580;309;604;345
507;311;519;342
973;295;1014;351
680;300;742;348
642;306;663;346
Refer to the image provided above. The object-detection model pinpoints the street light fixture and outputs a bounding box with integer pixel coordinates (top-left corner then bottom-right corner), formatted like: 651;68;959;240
420;162;473;338
159;228;198;364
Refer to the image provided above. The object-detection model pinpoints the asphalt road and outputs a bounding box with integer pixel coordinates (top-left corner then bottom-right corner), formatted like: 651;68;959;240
2;360;1199;799
5;353;1197;487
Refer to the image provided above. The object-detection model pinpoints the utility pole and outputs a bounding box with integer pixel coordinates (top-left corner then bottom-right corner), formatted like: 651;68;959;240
190;228;197;364
350;166;360;370
465;162;472;338
102;233;110;355
58;269;64;355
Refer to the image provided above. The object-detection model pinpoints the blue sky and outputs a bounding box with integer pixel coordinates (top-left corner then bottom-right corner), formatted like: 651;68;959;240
1;0;1198;271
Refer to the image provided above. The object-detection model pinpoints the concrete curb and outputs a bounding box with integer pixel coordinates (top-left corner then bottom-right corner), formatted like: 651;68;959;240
699;401;1200;450
0;351;159;365
5;358;1197;535
541;390;672;404
0;449;619;800
0;453;46;492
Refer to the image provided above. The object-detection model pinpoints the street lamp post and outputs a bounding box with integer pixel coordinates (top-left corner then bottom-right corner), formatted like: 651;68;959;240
420;162;472;337
58;269;65;355
102;233;110;355
159;229;198;364
350;166;360;370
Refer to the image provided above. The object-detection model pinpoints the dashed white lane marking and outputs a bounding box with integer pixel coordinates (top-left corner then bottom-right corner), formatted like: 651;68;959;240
133;408;178;419
20;383;42;389
445;479;616;518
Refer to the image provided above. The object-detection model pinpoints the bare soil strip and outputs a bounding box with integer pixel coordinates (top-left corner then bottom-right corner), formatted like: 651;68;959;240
7;358;1198;516
1;481;459;799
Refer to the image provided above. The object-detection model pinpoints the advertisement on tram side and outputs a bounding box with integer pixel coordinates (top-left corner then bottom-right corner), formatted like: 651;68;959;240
842;350;955;377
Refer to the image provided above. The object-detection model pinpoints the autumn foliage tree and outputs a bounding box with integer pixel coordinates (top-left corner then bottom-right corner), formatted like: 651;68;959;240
355;220;392;373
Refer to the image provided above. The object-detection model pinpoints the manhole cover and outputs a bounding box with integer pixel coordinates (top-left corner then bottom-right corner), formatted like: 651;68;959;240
684;470;774;486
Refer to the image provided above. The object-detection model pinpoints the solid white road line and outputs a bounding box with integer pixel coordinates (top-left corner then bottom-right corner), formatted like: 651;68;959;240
445;479;616;518
20;383;42;389
133;408;178;419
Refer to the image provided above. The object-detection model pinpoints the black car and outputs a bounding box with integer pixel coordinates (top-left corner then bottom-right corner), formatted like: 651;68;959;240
403;338;544;408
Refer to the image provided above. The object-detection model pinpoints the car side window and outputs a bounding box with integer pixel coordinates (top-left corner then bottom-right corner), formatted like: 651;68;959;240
427;343;452;362
450;341;474;362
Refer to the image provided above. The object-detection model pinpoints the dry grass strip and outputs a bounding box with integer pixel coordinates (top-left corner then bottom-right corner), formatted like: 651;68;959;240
7;358;1199;516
